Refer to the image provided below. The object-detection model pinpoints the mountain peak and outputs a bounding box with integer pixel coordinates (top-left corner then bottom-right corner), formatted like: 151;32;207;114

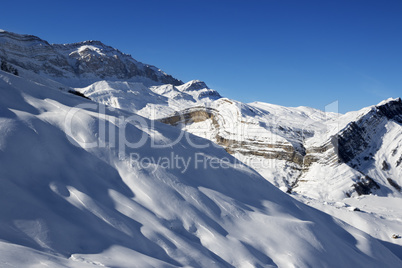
377;97;401;106
0;31;183;87
178;80;209;91
175;80;222;101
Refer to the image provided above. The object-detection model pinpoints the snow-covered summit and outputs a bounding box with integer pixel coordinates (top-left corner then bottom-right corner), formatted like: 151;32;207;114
176;80;222;101
177;79;209;91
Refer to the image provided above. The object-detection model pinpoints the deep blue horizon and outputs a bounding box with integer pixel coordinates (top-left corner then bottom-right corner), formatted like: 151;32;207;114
1;0;401;113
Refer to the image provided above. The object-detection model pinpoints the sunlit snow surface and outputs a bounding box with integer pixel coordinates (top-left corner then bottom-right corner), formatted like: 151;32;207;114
76;79;220;120
1;71;401;267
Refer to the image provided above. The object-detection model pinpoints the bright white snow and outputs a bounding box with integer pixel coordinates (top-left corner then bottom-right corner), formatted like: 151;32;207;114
1;70;401;267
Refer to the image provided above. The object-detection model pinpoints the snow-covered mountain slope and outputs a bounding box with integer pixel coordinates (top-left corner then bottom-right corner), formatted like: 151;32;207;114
75;79;221;120
160;97;402;201
292;193;402;261
0;30;182;87
294;98;402;199
160;98;337;190
159;97;402;254
2;71;402;267
2;30;400;202
0;30;221;120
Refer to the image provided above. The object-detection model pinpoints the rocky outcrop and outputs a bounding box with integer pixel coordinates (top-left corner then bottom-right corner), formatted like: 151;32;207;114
0;59;18;75
160;107;305;168
351;176;380;196
387;178;401;191
376;98;402;123
335;99;402;164
302;138;339;170
160;107;219;125
295;99;402;196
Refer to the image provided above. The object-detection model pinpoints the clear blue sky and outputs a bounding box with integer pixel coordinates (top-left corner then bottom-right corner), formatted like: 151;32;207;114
1;0;401;113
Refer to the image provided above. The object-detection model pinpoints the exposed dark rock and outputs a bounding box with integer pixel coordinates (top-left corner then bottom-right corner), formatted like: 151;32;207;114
336;121;371;164
68;90;91;100
1;59;19;76
387;178;401;191
328;99;402;167
397;155;402;167
353;176;380;195
376;98;402;123
382;161;390;171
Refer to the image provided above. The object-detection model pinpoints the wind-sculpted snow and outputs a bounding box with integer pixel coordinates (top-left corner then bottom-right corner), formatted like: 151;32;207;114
1;71;401;267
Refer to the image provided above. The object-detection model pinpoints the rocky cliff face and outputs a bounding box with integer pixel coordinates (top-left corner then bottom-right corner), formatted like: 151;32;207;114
286;99;402;197
334;99;402;164
160;105;305;167
0;31;182;87
159;99;327;190
160;98;402;199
